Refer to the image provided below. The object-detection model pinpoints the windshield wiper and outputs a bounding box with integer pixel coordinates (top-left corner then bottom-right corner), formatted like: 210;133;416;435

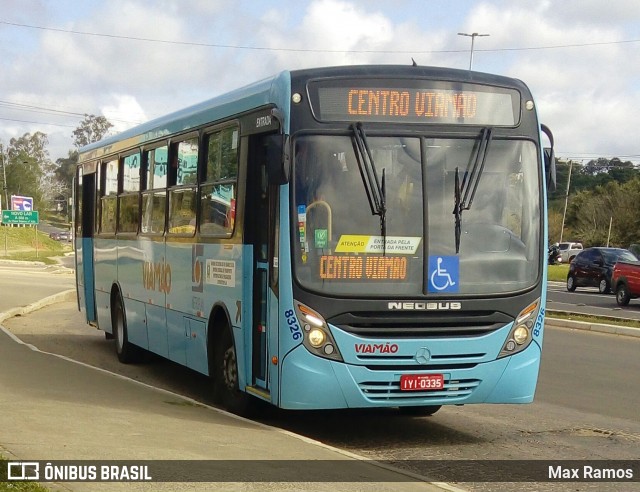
351;123;387;253
452;127;493;253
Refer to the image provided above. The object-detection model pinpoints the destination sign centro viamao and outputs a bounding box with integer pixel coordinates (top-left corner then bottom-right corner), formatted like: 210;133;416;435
310;80;520;125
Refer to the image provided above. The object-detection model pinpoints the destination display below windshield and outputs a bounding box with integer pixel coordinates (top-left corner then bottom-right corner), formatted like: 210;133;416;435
309;80;520;125
320;255;407;280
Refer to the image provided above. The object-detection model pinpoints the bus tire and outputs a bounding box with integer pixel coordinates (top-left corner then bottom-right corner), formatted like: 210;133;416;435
112;295;140;364
398;405;442;416
214;327;252;416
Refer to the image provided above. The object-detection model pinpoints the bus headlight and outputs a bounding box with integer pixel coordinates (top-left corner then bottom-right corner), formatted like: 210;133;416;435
513;326;529;345
308;328;326;347
294;301;343;362
498;299;540;358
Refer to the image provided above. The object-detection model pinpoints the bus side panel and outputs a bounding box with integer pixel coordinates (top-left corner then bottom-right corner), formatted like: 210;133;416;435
117;239;148;349
200;243;245;377
93;237;118;334
185;318;207;374
147;304;168;357
163;242;245;375
138;238;168;356
123;298;149;349
165;242;191;366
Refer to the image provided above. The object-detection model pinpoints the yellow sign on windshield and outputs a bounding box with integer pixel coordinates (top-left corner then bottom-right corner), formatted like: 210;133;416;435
335;235;421;254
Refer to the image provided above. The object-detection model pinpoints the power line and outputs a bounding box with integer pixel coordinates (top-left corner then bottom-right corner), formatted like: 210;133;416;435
0;100;145;125
1;19;639;54
0;100;85;117
0;116;76;128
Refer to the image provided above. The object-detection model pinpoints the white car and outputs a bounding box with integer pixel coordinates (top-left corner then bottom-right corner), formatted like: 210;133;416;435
557;242;583;263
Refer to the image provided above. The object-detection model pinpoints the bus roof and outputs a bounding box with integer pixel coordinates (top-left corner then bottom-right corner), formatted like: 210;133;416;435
289;64;527;88
79;70;292;161
79;64;530;162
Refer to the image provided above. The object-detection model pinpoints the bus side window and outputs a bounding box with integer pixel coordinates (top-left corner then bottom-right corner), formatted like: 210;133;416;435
141;145;168;234
118;152;141;233
99;159;118;234
168;137;198;235
200;126;238;236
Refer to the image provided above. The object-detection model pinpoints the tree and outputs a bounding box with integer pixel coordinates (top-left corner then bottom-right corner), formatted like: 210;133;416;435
4;132;55;209
72;114;114;148
564;177;640;247
55;150;78;190
53;150;78;215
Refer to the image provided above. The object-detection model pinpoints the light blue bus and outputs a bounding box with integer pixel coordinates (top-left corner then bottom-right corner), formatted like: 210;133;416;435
75;65;555;415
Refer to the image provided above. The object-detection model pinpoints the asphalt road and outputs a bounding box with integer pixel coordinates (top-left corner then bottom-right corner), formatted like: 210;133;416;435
2;264;639;491
0;262;75;311
5;302;639;492
547;282;640;320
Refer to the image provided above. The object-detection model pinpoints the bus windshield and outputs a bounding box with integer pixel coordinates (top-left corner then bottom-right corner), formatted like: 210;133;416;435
293;134;541;296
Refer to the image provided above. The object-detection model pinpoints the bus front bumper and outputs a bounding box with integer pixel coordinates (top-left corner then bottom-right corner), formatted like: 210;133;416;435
279;342;541;410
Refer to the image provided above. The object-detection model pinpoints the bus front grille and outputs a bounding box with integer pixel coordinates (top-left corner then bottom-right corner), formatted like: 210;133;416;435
358;378;480;402
329;311;512;338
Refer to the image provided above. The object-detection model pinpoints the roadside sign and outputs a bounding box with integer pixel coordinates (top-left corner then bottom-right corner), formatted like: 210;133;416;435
11;195;34;211
1;210;39;225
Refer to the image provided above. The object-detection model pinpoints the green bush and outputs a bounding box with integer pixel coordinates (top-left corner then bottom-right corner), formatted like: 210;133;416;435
547;264;569;282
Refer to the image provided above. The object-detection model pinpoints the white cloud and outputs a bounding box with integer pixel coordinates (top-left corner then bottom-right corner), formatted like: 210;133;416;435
0;0;638;163
101;95;147;133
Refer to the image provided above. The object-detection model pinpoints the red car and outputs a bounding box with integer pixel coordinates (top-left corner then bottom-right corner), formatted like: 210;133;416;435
566;247;638;294
612;260;640;306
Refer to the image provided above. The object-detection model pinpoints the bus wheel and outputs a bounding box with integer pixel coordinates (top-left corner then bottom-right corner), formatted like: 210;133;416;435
112;296;140;364
398;405;442;416
215;328;252;415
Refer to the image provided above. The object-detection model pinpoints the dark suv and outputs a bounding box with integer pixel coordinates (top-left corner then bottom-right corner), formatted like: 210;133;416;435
567;247;638;293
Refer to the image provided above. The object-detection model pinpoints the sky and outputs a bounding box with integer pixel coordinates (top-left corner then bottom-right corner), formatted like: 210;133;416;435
0;0;639;165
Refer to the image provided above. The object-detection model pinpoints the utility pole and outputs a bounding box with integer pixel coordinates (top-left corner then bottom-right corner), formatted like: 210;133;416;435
458;32;490;70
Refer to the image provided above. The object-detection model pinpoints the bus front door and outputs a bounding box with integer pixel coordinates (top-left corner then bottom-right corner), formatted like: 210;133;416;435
245;134;279;398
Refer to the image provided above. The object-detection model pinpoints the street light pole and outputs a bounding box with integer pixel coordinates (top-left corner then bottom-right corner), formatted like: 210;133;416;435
458;32;490;70
559;159;574;243
0;145;8;212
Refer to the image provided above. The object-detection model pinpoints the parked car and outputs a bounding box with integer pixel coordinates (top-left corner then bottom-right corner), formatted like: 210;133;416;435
567;247;638;293
557;241;583;263
611;259;640;306
48;230;71;241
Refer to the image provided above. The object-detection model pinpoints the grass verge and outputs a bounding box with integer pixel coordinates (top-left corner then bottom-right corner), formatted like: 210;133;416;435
548;310;640;329
0;226;69;264
547;264;569;282
0;456;49;491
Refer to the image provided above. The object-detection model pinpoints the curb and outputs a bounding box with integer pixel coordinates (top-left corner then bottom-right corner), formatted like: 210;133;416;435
545;316;640;338
0;289;76;325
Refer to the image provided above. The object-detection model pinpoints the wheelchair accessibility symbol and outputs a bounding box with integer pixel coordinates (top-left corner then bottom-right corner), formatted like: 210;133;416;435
428;256;459;293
